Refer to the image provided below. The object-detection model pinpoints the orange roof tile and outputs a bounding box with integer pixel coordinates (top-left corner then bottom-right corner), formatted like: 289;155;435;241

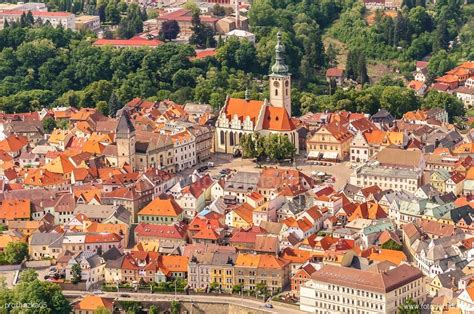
366;248;407;265
262;106;295;131
0;199;30;220
0;135;28;152
138;195;183;217
74;295;114;311
224;98;264;125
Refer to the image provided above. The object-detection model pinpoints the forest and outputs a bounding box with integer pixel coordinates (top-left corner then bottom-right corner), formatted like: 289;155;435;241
0;0;470;119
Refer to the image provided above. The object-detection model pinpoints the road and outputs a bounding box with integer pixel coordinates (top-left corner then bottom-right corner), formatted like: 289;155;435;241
63;290;304;314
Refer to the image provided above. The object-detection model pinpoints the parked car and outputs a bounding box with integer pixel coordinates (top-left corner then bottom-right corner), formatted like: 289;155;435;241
198;166;208;172
92;290;104;295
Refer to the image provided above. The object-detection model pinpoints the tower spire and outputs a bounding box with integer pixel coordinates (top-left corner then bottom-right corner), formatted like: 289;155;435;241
271;32;289;75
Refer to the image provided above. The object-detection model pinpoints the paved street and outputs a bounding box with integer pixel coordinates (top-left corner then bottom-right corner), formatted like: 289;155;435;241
63;290;304;314
187;153;352;190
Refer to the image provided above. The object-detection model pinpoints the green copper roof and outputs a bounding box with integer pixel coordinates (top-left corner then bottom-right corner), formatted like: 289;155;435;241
271;32;289;75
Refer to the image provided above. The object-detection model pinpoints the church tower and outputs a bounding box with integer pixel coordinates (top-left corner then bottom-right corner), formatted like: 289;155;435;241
116;109;136;169
269;32;292;115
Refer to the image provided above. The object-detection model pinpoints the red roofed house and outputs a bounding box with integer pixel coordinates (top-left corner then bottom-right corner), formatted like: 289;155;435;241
215;32;299;155
291;263;317;296
134;222;188;252
173;174;213;219
326;67;345;86
157;9;218;36
408;80;427;96
307;122;353;161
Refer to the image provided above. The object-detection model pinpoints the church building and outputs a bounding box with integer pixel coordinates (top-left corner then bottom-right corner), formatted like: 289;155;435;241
214;32;299;154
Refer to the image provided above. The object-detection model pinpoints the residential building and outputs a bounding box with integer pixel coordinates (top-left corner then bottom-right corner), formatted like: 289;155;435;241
307;122;353;161
234;253;290;292
0;10;75;30
137;194;184;224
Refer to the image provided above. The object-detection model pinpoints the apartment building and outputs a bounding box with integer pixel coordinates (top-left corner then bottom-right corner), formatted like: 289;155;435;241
0;10;75;29
300;264;425;313
234;253;290;293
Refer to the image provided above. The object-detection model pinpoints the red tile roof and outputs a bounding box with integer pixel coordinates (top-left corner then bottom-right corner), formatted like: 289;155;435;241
94;38;163;47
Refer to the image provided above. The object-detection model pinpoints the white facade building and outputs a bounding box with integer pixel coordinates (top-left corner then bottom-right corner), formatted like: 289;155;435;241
300;264;425;314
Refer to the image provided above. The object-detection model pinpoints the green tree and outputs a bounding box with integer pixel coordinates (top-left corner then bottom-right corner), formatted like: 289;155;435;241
149;304;159;314
94;307;111;314
159;20;180;41
380;240;403;251
108;92;122;117
240;134;257;158
217;36;258;72
422;90;465;122
326;43;338;67
26;11;35;27
96;100;109;116
0;269;72;313
106;1;120;24
432;17;449;52
211;4;226;16
1;242;28;265
71;263;82;284
256;282;268;296
398;298;420;314
380;86;420;118
117;3;143;39
189;12;216;48
42;116;57;133
232;284;243;293
170;300;180;314
427;50;456;79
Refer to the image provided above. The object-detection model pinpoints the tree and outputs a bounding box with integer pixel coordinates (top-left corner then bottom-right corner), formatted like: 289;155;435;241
160;20;180;41
380;86;420;118
380;240;403;251
240;134;257;158
1;242;28;265
0;269;71;313
94;307;112;314
149;305;159;314
108;92;122;117
357;53;369;85
71;263;82;284
326;43;338;67
232;284;243;293
432;18;449;52
26;11;35;27
398;298;421;314
256;282;268;297
105;1;120;24
189;12;216;48
217;36;258;72
427;50;456;78
211;4;226;16
42;116;57;133
170;300;180;314
96;101;109;116
422;90;465;122
117;3;144;39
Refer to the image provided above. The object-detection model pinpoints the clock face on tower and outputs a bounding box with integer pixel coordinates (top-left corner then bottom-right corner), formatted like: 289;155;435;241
273;81;280;88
